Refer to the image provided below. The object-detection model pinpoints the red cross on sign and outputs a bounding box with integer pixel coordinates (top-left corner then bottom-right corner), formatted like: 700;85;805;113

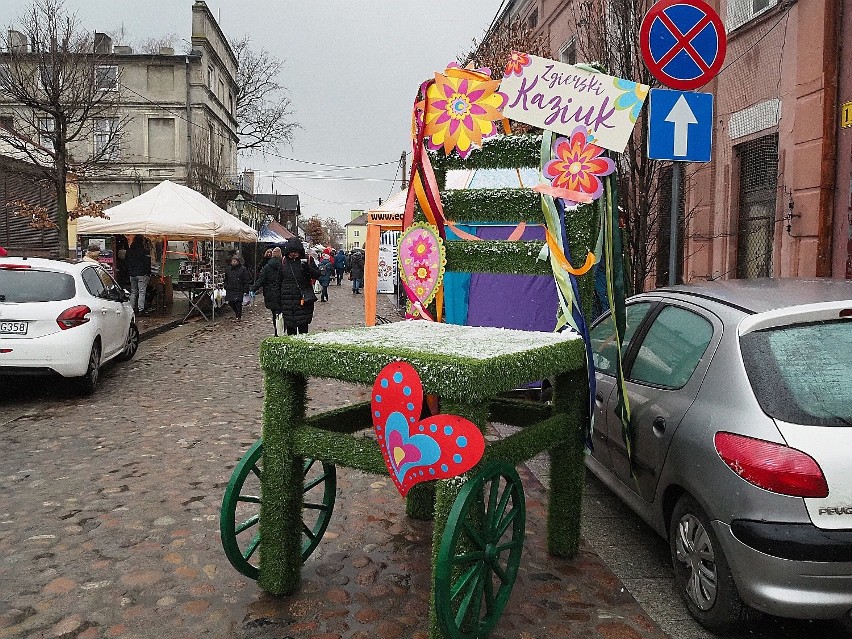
640;0;727;90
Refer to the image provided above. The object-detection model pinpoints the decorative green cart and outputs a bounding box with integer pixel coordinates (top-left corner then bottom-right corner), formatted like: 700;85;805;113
220;321;587;639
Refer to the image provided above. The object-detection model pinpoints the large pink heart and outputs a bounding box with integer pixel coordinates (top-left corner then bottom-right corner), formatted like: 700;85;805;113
372;361;485;497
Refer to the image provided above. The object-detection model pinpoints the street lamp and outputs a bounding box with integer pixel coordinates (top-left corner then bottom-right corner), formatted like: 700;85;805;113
234;193;246;254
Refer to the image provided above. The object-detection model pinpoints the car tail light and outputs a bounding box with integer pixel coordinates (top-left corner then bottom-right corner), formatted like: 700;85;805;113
0;264;31;269
714;432;828;498
57;305;91;330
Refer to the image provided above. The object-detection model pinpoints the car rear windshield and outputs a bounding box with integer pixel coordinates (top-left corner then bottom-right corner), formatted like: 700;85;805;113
740;320;851;427
0;269;76;302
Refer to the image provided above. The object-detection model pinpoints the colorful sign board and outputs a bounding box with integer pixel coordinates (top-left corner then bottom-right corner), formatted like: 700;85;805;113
640;0;727;90
499;54;649;153
648;88;713;162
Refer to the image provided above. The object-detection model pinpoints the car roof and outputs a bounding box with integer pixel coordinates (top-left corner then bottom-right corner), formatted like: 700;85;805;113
0;257;84;273
648;278;852;314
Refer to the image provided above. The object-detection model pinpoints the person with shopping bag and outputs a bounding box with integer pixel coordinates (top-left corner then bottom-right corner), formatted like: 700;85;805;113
224;254;252;321
278;237;321;335
250;246;284;335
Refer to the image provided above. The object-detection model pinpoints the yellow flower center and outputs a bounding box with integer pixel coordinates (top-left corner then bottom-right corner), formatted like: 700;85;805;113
416;243;426;254
569;161;582;174
416;267;428;278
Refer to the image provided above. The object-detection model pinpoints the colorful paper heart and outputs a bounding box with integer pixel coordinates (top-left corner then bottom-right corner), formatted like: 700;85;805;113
398;222;446;310
372;361;485;497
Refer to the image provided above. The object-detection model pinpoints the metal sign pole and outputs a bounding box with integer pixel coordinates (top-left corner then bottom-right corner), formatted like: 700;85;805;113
669;161;682;286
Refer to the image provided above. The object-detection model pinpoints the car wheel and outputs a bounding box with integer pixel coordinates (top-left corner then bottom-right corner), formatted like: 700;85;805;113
669;494;753;631
117;323;139;361
76;340;101;395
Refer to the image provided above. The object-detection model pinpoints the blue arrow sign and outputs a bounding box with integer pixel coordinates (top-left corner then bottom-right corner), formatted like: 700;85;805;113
648;88;713;162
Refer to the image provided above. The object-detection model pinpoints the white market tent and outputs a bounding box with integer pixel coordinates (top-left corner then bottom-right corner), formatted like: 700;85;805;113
76;180;257;242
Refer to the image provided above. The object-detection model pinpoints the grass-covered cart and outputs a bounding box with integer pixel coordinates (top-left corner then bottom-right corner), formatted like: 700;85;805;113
220;321;588;638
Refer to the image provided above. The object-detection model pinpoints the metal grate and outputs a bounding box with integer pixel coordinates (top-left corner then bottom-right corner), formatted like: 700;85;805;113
736;134;779;279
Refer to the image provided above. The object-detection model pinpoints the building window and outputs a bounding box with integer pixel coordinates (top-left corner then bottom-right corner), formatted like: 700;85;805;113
353;242;360;248
736;134;779;278
147;117;176;161
560;39;577;65
228;90;233;114
354;230;360;237
94;118;119;160
207;65;214;90
38;117;55;152
527;8;539;29
218;79;224;103
95;65;118;91
726;0;778;31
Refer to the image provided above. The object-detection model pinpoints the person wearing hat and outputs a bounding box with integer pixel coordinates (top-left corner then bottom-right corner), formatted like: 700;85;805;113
83;243;101;263
278;236;321;335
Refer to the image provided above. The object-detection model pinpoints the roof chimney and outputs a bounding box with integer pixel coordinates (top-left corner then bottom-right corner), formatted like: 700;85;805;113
93;32;112;54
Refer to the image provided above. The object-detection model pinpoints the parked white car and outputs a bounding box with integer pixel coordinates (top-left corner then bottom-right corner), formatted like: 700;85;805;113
0;257;138;394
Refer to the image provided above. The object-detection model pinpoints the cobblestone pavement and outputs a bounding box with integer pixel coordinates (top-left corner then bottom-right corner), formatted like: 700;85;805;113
1;284;673;639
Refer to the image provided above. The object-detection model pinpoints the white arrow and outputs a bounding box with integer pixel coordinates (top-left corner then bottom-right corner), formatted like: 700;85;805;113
665;95;698;157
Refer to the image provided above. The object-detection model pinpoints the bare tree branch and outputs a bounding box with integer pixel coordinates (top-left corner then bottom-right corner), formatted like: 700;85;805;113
230;35;299;154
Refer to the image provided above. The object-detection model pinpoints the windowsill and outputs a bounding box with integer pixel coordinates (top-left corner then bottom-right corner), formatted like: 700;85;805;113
726;0;793;38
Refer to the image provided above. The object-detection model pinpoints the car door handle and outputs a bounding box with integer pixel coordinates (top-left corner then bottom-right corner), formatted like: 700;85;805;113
653;417;666;436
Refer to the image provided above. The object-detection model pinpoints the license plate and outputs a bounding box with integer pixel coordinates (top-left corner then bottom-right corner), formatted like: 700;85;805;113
0;321;27;335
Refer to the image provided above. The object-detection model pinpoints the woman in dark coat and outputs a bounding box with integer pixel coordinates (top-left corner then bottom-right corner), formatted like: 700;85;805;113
349;249;365;294
251;246;284;335
280;237;321;335
224;254;252;320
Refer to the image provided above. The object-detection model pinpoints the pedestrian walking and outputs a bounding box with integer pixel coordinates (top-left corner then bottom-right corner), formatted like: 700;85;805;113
82;243;101;263
125;234;151;314
334;248;347;285
224;254;252;321
279;236;321;335
349;248;365;294
317;252;333;302
251;247;284;335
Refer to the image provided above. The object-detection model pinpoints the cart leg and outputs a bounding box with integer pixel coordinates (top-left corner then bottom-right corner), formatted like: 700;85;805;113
547;369;588;558
259;371;308;595
429;400;487;639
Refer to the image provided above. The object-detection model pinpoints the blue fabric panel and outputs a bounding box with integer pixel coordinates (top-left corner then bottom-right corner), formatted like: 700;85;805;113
443;271;471;325
466;273;557;332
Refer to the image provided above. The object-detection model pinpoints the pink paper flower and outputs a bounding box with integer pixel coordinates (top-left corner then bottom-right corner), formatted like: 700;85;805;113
407;233;434;260
412;262;433;284
543;127;616;203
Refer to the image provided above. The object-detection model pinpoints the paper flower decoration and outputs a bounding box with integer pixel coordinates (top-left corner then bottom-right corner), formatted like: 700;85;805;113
399;222;446;310
423;67;507;159
504;51;532;77
372;361;485;497
543;126;616;204
613;78;649;122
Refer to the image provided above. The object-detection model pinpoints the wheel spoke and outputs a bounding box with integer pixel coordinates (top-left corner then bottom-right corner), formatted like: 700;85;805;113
237;494;260;504
243;532;260;560
303;501;330;512
496;505;519;538
303;458;315;474
483;567;495;613
462;521;486;550
454;569;483;628
302;521;317;540
250;464;262;480
450;563;480;601
235;514;259;534
493;483;513;532
495;539;521;553
485;479;500;531
303;474;327;492
490;560;508;584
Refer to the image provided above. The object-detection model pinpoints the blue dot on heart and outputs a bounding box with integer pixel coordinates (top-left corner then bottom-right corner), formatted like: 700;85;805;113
444;425;453;435
441;464;449;472
375;395;382;402
406;402;414;411
453;454;462;464
381;378;389;388
418;425;424;432
456;436;467;448
403;386;411;396
375;411;380;417
429;468;435;475
409;416;415;423
393;372;403;383
430;424;437;432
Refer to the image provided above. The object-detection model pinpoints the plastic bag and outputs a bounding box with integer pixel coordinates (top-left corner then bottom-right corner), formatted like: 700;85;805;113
313;280;322;294
275;314;285;336
242;293;251;306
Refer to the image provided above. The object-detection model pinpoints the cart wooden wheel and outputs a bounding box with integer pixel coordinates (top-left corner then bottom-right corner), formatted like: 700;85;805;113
435;461;526;639
220;440;337;579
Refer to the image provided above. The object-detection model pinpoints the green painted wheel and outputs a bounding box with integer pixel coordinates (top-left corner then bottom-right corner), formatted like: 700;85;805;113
219;440;336;579
436;461;526;639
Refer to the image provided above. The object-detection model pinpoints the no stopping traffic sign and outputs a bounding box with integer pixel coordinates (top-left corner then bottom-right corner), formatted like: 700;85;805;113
640;0;727;90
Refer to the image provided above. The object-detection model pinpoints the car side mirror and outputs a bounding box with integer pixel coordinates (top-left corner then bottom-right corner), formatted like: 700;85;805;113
122;288;130;302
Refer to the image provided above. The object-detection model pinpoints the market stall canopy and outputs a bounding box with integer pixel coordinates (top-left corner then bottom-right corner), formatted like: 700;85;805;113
368;188;407;217
76;180;258;242
257;219;294;243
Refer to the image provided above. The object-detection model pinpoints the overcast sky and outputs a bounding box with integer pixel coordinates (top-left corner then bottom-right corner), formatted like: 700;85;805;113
6;0;506;225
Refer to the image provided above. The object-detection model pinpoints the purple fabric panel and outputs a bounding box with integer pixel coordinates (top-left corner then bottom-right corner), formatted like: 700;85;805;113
465;273;557;332
476;225;546;241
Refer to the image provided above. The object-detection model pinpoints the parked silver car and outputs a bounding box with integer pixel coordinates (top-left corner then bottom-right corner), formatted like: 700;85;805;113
586;278;852;632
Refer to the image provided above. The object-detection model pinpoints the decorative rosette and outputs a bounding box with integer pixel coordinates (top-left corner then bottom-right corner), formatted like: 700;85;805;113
397;222;446;318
